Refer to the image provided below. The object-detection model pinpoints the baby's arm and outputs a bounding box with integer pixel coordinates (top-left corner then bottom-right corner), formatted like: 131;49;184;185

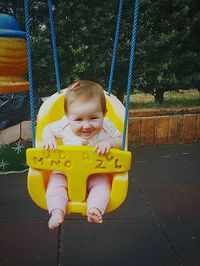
94;137;122;155
94;118;122;155
42;124;57;150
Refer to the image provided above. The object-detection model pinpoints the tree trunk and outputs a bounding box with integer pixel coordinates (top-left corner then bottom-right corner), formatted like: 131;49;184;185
154;90;164;103
116;88;125;104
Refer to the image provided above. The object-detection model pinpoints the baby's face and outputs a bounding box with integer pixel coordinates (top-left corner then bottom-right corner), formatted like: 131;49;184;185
68;98;104;140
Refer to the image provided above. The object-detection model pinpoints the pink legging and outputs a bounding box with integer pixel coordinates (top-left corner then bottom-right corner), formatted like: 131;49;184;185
46;172;111;215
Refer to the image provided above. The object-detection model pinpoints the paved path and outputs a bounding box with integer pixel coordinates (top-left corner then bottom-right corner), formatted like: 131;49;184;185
0;143;200;266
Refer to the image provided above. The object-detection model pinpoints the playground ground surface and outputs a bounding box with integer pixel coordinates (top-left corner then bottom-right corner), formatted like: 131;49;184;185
0;143;200;266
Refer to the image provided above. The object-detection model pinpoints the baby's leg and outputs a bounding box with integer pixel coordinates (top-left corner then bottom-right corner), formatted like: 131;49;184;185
46;172;68;229
87;174;111;223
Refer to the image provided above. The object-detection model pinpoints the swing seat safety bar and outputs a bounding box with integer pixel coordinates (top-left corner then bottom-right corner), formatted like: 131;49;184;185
27;145;131;215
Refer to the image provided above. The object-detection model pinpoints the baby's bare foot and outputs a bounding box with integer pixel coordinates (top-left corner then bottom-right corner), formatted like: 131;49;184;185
87;208;103;224
48;209;64;229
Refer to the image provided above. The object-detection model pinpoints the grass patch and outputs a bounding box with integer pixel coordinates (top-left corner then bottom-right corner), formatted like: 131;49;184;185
130;89;200;109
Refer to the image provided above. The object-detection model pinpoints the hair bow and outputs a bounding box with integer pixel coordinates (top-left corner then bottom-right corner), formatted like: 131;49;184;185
70;82;80;90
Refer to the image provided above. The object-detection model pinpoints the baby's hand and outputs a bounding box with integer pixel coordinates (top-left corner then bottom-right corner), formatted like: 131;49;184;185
94;139;111;155
42;137;57;150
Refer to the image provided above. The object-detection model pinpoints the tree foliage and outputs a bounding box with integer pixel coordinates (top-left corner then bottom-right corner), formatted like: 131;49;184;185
0;0;199;103
137;0;200;102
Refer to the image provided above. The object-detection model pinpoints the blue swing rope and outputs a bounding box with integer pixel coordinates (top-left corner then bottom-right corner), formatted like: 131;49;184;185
108;0;124;96
24;0;139;150
48;0;61;94
24;0;61;148
47;1;62;258
24;0;35;147
122;0;140;150
107;0;140;150
43;16;65;247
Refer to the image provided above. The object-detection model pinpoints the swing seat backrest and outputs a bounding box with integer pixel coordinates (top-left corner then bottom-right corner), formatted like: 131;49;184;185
26;89;132;215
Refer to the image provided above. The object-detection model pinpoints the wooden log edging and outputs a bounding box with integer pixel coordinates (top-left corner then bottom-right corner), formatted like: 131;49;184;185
128;107;200;146
1;107;200;147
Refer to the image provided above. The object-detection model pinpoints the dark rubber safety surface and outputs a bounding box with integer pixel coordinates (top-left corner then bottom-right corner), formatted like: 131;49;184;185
0;143;200;266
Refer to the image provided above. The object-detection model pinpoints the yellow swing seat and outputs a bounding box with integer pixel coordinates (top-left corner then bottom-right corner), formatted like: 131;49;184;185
26;89;132;215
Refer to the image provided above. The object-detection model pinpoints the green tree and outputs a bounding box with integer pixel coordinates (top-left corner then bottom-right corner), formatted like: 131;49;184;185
0;0;135;99
136;0;200;102
1;0;199;103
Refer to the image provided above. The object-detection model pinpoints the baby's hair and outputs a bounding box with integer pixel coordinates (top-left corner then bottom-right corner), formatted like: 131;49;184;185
64;80;107;115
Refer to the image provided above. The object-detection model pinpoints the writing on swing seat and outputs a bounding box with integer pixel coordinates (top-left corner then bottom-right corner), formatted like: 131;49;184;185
27;145;131;173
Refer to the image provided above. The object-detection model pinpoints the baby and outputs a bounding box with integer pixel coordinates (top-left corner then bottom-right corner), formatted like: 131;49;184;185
42;80;122;229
